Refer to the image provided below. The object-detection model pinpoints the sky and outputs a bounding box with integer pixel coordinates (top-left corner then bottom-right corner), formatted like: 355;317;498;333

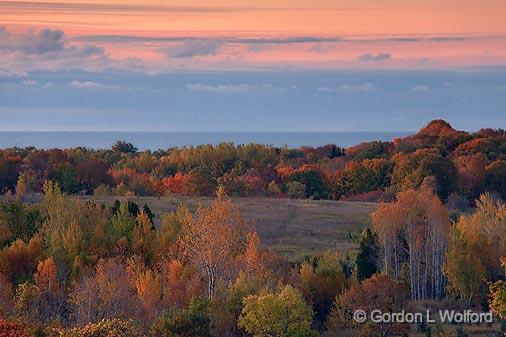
1;0;506;131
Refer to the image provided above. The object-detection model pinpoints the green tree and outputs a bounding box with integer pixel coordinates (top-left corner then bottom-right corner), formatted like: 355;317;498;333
443;228;485;303
239;285;316;337
299;252;346;329
443;193;506;301
490;258;506;319
110;201;136;245
287;169;327;199
151;298;212;337
112;141;137;154
0;200;38;247
286;181;306;199
355;228;380;281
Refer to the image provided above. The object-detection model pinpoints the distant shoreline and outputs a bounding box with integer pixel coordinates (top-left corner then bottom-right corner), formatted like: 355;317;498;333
0;131;413;150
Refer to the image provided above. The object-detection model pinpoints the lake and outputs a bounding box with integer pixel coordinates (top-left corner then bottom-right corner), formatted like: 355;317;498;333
0;131;412;150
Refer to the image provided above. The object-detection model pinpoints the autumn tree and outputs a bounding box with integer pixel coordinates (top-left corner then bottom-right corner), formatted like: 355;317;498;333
0;319;35;337
454;154;486;198
0;235;43;284
178;187;252;298
41;181;109;269
444;193;506;303
55;319;141;337
372;187;450;300
241;231;267;276
135;269;163;324
390;149;458;199
334;159;392;199
443;228;486;303
209;271;266;337
239;285;316;337
485;160;506;199
0;274;13;318
490;258;506;319
162;259;203;309
69;258;140;324
15;257;65;324
75;158;112;193
327;274;409;337
155;213;181;259
298;251;346;329
132;210;156;263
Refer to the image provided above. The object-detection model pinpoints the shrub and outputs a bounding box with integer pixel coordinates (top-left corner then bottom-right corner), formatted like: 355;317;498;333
0;320;34;337
286;181;305;199
54;319;141;337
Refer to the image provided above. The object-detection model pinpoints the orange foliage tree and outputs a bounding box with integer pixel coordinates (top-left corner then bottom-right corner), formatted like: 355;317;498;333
372;187;450;300
178;187;253;298
0;320;34;337
328;274;409;337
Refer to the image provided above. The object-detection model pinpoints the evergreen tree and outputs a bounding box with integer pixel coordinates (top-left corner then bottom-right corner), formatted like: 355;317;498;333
355;228;380;281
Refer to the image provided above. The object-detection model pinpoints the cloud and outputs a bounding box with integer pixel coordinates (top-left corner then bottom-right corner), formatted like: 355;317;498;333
0;27;65;55
21;79;37;86
418;57;434;65
20;29;65;55
318;83;376;92
0;26;10;41
186;83;249;94
153;36;341;57
159;40;222;58
309;43;337;53
346;36;422;43
0;26;108;73
42;81;55;88
358;52;391;62
69;80;108;89
429;36;467;42
233;36;341;44
76;34;341;45
186;83;283;94
0;69;18;77
410;84;430;91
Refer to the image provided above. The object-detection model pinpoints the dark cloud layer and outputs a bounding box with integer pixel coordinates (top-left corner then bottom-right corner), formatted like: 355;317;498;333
0;26;104;57
358;52;391;62
158;40;222;58
73;35;342;44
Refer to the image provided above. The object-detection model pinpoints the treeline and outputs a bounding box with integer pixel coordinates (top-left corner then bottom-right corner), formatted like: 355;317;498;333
1;119;505;202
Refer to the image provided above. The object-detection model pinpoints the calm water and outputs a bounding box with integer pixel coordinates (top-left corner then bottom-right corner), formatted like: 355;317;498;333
0;131;412;150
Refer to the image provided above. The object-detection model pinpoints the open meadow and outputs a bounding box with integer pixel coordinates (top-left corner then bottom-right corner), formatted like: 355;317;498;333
80;195;378;261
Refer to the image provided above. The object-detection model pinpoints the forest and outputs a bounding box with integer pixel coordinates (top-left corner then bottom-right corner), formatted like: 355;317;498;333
0;120;505;203
0;119;506;337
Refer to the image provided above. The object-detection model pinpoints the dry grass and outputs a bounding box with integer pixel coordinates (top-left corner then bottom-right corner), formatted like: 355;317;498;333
80;195;378;261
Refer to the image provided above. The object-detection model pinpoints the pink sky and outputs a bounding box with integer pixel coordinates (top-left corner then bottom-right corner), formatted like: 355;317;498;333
1;0;506;72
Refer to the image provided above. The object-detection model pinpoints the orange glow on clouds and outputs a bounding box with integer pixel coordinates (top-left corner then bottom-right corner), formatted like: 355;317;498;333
1;0;506;72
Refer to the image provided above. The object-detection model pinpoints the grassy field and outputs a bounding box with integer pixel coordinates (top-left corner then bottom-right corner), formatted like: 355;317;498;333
80;195;378;260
